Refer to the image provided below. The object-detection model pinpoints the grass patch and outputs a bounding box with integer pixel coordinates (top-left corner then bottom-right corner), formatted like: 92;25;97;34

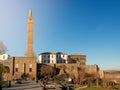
84;87;111;90
0;81;6;86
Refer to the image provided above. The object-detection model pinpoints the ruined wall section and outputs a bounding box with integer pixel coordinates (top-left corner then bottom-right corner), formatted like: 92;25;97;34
45;63;98;79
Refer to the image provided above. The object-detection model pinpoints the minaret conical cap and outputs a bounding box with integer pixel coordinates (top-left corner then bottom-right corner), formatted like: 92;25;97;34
29;9;32;16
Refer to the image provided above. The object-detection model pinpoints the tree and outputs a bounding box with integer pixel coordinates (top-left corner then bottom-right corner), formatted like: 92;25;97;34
0;64;4;81
84;73;97;86
0;41;7;54
40;65;54;78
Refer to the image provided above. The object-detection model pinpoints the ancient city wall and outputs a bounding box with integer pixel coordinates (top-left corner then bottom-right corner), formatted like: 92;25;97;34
44;63;98;79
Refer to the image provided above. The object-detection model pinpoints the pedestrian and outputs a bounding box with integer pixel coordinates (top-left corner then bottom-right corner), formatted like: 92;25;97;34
67;86;69;90
9;80;11;87
36;79;38;83
42;86;46;90
0;85;2;90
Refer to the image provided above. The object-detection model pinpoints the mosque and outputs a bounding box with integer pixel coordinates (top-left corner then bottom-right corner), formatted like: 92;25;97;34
0;10;36;81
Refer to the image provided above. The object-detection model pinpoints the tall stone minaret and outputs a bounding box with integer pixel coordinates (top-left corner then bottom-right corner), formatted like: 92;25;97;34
26;10;34;57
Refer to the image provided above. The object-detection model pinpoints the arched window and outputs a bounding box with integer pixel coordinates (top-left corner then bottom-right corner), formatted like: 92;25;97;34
4;66;10;73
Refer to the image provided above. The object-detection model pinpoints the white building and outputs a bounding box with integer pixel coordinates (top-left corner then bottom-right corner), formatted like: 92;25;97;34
56;52;68;63
39;52;56;64
38;52;68;64
0;53;10;60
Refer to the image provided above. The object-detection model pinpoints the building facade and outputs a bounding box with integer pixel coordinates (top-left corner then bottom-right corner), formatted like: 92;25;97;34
12;57;36;80
56;52;68;63
39;52;56;64
68;54;86;65
38;52;68;64
0;53;10;60
1;10;37;81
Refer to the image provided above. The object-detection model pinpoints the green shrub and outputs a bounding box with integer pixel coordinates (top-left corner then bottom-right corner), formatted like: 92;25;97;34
0;81;6;85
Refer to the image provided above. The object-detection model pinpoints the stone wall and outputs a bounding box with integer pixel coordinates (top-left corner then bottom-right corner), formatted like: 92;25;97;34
84;65;99;75
105;73;120;79
12;57;37;80
43;63;99;79
2;58;13;81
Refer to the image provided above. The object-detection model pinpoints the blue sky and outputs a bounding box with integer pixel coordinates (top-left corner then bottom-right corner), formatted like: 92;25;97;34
0;0;120;70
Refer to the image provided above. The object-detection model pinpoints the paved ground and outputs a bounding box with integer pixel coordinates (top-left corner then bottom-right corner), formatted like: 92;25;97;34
3;81;42;90
2;81;62;90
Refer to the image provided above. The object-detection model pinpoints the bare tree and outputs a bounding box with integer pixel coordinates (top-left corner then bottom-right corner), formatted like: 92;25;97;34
0;41;7;54
0;41;7;80
40;65;54;78
0;63;4;81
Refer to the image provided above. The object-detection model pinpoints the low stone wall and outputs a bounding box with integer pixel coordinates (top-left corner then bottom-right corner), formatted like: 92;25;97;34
105;74;120;79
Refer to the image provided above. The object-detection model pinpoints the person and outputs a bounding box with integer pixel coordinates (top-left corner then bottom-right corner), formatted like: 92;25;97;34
8;80;11;87
36;78;38;83
0;85;2;90
67;86;69;90
42;86;46;90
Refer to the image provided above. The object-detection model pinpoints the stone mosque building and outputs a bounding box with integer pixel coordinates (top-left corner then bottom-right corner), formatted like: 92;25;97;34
0;10;101;81
0;10;37;81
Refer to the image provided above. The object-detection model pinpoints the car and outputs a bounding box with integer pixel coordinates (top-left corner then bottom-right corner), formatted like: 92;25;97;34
46;82;55;89
15;79;22;84
46;84;55;89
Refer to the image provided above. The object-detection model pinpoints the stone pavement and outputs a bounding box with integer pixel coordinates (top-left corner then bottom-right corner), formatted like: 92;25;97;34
2;81;62;90
2;81;42;90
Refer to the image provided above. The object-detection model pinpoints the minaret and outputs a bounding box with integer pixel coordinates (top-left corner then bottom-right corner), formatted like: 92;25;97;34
26;10;34;57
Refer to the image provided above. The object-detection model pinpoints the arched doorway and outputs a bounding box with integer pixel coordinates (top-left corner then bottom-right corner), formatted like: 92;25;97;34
3;66;10;81
4;66;10;73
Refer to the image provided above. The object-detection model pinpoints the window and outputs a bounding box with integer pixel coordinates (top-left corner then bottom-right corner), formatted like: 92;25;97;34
29;64;32;68
29;68;32;72
15;64;18;69
76;58;79;60
48;60;50;63
15;68;18;72
48;55;50;58
3;56;5;59
44;60;46;63
52;55;53;58
60;60;62;63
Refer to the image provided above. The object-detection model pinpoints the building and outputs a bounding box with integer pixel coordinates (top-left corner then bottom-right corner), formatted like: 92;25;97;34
39;52;56;64
68;54;86;65
1;10;37;81
12;10;36;80
56;52;68;63
12;57;36;80
38;52;68;64
26;10;34;57
0;53;10;60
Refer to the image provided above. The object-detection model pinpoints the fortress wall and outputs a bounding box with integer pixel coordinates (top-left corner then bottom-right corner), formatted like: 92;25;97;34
84;65;98;75
105;73;120;79
45;63;98;77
